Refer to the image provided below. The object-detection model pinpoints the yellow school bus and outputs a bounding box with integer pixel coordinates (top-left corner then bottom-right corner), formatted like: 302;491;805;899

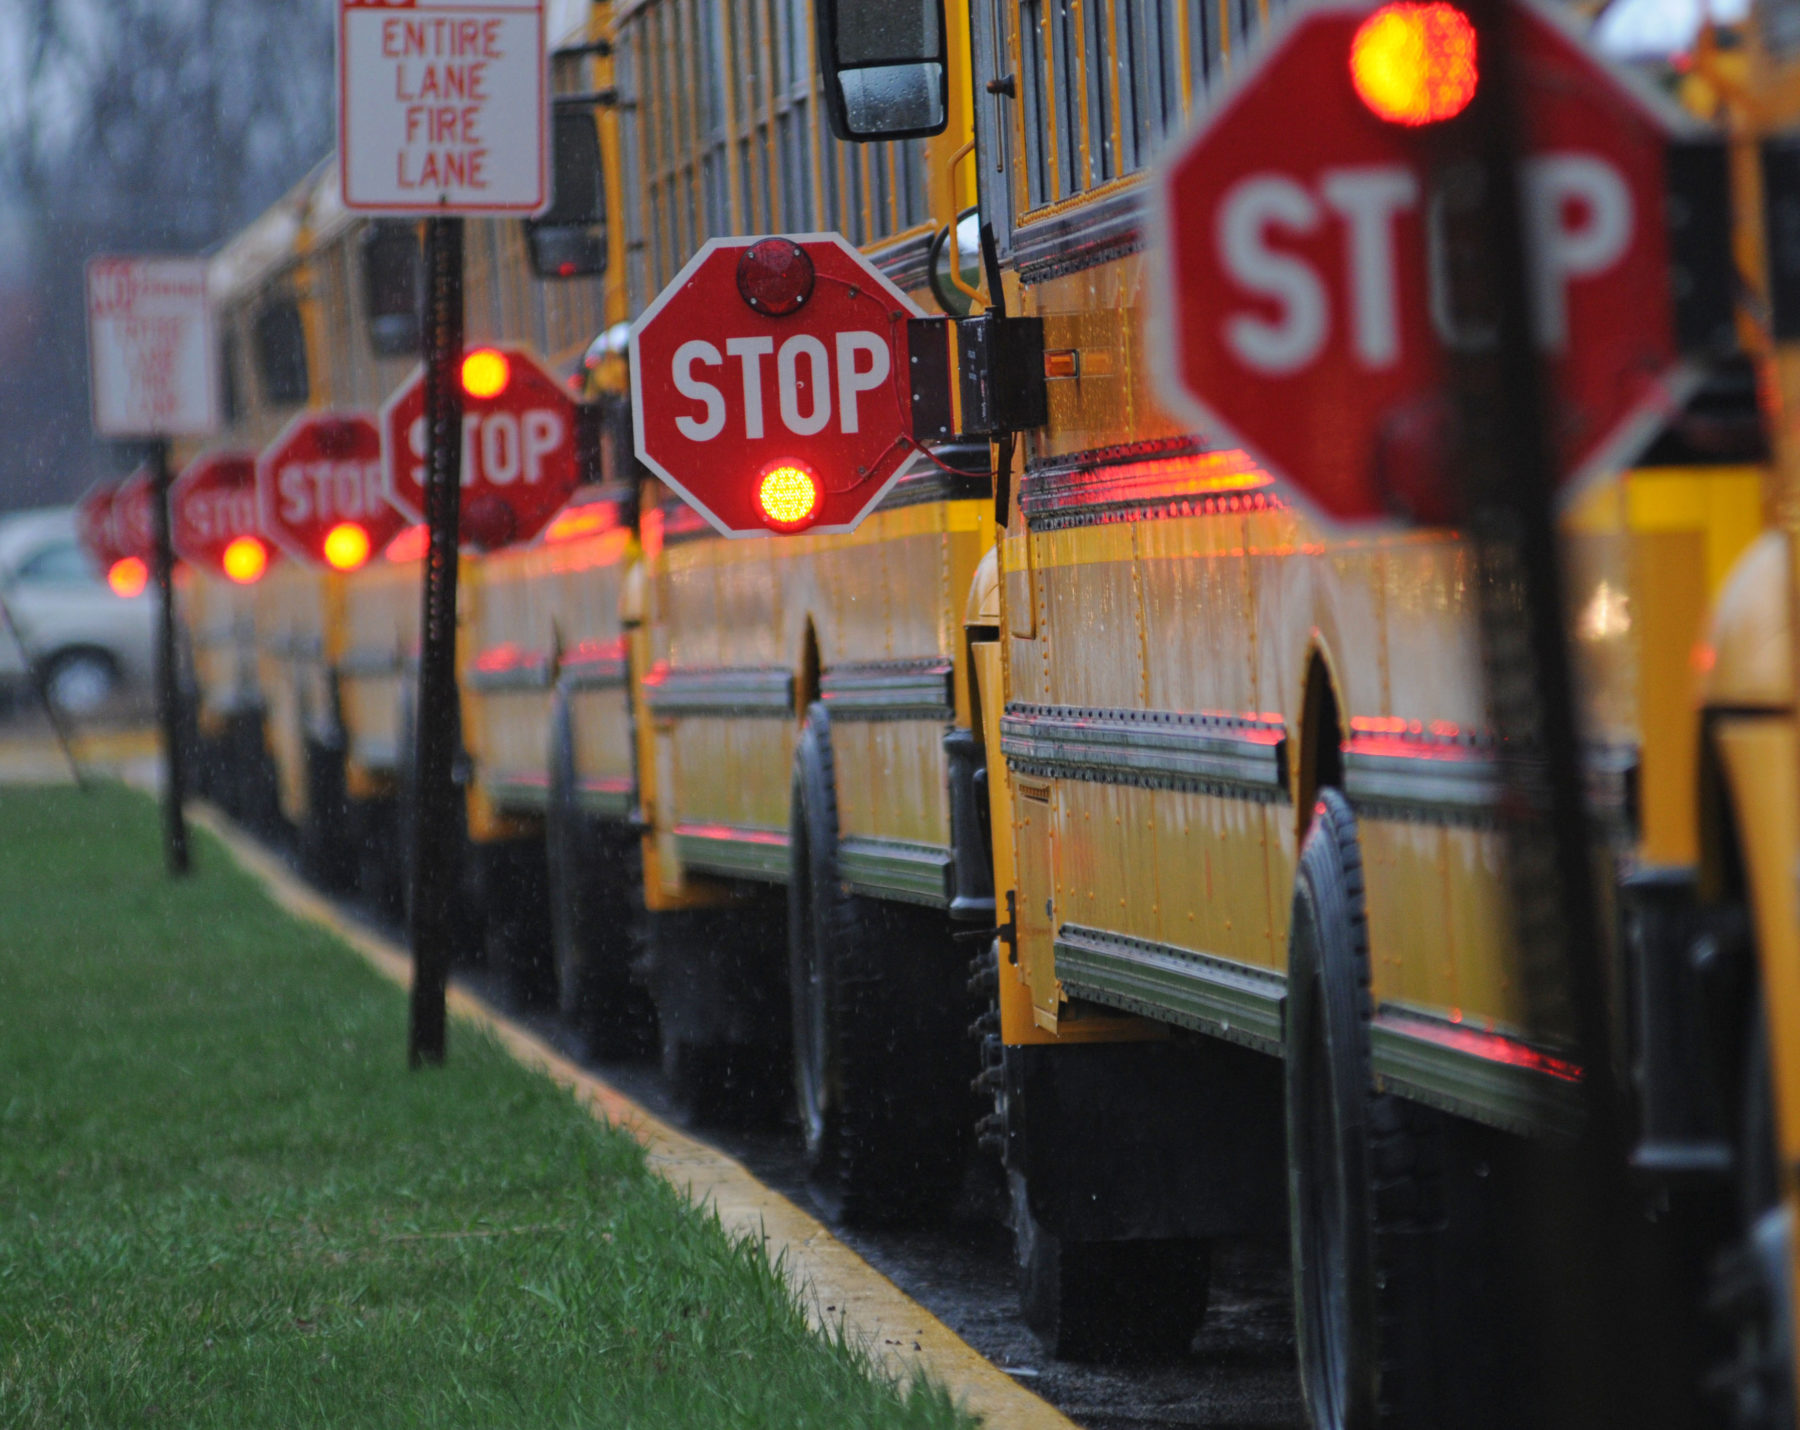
813;0;1800;1412
508;0;998;1215
185;174;322;837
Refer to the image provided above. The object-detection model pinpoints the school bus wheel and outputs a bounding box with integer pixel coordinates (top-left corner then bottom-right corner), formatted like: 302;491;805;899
787;704;974;1226
546;689;657;1057
1284;790;1510;1429
1007;1159;1213;1363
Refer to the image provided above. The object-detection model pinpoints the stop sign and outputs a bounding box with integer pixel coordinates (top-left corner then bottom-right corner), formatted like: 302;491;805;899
380;345;580;550
630;234;924;537
1153;0;1693;525
76;482;125;570
111;466;157;561
258;410;405;569
172;451;268;578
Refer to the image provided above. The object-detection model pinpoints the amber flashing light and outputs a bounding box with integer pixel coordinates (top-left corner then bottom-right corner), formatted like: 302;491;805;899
461;347;511;399
221;536;268;585
323;522;372;572
107;556;148;598
757;463;820;530
1350;2;1478;126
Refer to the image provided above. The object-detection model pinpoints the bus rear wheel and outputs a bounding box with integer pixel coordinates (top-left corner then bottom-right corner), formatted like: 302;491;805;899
1285;790;1453;1430
789;706;972;1226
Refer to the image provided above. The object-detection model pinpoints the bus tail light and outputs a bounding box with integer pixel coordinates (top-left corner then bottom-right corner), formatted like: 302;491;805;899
1350;2;1478;126
757;462;820;530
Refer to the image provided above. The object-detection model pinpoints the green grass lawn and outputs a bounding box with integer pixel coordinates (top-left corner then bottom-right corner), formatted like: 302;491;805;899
0;784;973;1429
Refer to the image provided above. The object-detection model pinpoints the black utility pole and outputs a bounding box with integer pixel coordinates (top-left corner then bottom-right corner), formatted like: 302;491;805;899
1430;3;1662;1425
407;214;465;1067
149;439;189;876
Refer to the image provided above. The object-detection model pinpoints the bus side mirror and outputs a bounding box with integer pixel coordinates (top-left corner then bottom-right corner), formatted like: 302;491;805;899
816;0;950;142
526;109;608;280
360;221;422;358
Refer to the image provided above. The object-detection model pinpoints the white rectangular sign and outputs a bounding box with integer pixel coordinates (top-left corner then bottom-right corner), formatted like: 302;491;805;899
85;257;219;439
338;0;548;214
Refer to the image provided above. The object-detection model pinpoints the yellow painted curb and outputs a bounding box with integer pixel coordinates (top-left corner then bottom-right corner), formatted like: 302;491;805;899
185;803;1075;1430
0;726;159;783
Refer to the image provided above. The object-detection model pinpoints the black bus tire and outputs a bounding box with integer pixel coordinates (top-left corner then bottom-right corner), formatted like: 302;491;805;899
788;704;972;1226
1285;788;1442;1430
1010;1165;1212;1362
546;690;656;1057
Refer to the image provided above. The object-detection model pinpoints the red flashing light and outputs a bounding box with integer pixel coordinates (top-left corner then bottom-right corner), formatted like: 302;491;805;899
222;535;269;585
323;522;372;572
736;239;815;317
756;462;820;531
107;556;148;598
461;348;511;399
1350;2;1478;126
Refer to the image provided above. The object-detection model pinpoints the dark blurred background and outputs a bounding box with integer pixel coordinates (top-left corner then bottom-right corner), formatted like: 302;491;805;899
0;0;334;511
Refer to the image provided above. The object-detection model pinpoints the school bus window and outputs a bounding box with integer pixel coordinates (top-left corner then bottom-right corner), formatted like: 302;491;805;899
1048;0;1080;199
1019;0;1052;206
1084;0;1116;187
254;296;308;406
614;30;648;312
1118;0;1182;169
701;0;730;240
361;223;424;360
218;330;241;427
526;108;607;281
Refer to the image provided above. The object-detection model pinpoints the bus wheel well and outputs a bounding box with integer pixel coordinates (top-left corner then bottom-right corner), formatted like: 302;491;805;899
1297;650;1344;833
798;621;820;716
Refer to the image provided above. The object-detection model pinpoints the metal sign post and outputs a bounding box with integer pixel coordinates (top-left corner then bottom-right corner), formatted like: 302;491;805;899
149;439;190;876
1427;3;1668;1423
407;215;464;1068
85;255;218;877
337;0;549;1064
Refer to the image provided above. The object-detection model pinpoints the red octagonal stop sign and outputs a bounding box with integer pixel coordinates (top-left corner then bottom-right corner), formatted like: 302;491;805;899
172;451;267;578
381;345;580;551
1152;0;1697;527
76;482;125;570
630;234;924;537
111;465;157;561
258;410;405;569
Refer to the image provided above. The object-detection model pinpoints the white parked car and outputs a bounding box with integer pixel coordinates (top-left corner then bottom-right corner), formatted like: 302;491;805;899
0;507;156;717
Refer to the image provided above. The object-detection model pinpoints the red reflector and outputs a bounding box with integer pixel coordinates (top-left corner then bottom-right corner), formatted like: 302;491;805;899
463;493;518;551
736;239;815;317
1350;2;1478;126
385;524;429;563
756;463;819;530
222;536;268;585
107;556;148;598
461;348;510;399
